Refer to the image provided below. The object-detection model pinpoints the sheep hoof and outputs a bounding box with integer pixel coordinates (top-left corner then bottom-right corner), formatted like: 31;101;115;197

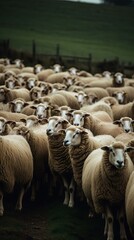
0;208;4;216
68;202;74;208
88;211;94;218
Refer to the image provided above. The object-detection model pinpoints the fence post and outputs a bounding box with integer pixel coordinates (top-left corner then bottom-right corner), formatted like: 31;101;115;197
56;44;60;63
32;40;36;63
88;53;92;72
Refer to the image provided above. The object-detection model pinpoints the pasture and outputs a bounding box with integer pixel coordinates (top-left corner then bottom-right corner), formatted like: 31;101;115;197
0;0;134;63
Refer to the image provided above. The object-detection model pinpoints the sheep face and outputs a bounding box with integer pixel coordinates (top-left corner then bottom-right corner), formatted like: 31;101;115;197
112;91;126;104
46;116;69;136
10;99;28;113
72;111;89;127
52;64;63;73
0;89;5;102
114;117;134;133
30;87;46;100
75;91;88;107
0;118;6;134
34;64;43;74
114;73;124;86
63;127;84;146
26;78;37;90
102;143;134;169
31;103;51;119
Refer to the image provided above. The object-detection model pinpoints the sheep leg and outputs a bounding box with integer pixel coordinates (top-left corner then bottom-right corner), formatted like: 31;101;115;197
68;178;75;208
0;191;4;216
105;206;114;240
15;187;25;211
117;207;127;240
61;176;69;206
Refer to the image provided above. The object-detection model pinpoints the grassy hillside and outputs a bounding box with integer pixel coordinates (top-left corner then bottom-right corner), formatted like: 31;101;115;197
0;0;134;62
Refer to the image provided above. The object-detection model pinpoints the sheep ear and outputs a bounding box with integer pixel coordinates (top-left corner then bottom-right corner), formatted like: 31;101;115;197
58;129;65;134
101;146;110;152
125;147;134;152
113;120;121;125
39;118;48;124
84;113;90;117
20;118;26;123
30;105;37;109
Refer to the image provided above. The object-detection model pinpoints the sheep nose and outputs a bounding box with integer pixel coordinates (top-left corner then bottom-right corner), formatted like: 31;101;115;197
117;160;123;168
46;129;51;135
125;129;130;133
74;123;79;126
63;140;69;146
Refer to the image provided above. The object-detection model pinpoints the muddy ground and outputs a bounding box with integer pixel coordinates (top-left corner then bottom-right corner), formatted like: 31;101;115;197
0;193;133;240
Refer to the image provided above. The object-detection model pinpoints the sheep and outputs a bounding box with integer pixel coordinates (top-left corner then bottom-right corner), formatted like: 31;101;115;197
19;115;48;132
71;110;123;137
33;64;44;74
0;134;33;216
114;117;134;133
5;76;20;89
50;64;64;73
0;117;16;135
81;99;114;120
13;125;49;202
68;67;79;76
84;77;113;88
17;72;36;87
30;86;46;101
107;86;134;103
51;83;67;92
63;76;76;89
82;141;134;240
0;86;31;103
52;105;73;121
125;171;134;238
46;116;75;207
73;91;88;107
111;90;130;104
25;77;38;90
0;111;27;122
37;81;53;94
112;72;125;87
111;101;134;120
83;87;109;102
102;97;134;120
63;125;114;191
37;68;54;81
22;102;52;119
55;90;80;110
45;71;70;84
9;98;29;113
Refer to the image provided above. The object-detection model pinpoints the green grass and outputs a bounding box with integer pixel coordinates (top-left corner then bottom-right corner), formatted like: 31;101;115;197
0;0;134;62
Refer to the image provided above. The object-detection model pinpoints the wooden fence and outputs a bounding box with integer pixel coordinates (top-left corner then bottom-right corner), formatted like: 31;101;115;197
0;39;134;77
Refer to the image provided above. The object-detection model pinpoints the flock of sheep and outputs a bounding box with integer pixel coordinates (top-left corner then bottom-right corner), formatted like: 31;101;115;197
0;58;134;240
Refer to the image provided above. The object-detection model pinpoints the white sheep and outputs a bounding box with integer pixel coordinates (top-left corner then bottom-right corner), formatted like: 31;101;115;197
0;86;31;103
0;134;33;216
114;117;134;133
81;99;113;120
82;141;134;240
111;101;134;120
71;110;123;137
0;117;15;135
13;124;49;202
63;125;114;191
46;116;75;207
125;171;134;238
112;72;125;87
107;86;134;103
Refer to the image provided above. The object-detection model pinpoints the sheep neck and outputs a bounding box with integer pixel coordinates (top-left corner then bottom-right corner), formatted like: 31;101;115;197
69;133;92;187
48;134;72;174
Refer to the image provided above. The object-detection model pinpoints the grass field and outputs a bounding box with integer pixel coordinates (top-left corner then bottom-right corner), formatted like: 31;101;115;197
0;0;134;63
